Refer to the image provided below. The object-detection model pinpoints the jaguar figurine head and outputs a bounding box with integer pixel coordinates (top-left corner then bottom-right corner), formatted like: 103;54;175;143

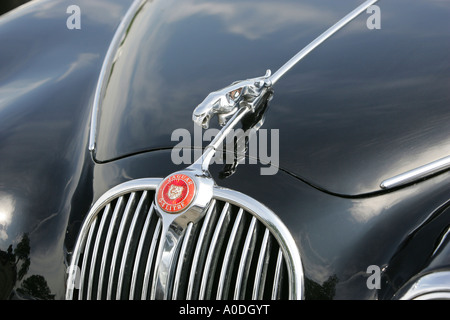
192;70;272;129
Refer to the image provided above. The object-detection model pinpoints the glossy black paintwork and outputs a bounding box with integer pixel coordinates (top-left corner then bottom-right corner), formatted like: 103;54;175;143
0;0;134;299
0;0;449;300
95;0;450;195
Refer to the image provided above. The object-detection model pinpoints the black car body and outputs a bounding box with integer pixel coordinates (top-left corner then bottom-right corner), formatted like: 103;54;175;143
0;0;449;300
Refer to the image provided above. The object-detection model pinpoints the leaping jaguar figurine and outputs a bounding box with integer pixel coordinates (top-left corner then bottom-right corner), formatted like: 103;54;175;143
192;70;272;129
191;0;380;131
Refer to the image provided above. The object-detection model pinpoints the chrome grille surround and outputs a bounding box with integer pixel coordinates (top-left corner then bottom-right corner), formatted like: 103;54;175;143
66;178;303;300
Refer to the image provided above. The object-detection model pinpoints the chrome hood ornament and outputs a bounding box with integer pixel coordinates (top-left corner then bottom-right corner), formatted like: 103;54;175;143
193;70;272;129
151;0;381;266
182;0;380;216
192;0;379;174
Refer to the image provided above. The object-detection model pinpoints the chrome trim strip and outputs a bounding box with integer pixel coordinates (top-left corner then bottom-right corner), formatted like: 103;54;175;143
413;292;450;300
380;155;450;189
89;0;148;152
269;0;379;85
214;188;304;300
395;271;450;300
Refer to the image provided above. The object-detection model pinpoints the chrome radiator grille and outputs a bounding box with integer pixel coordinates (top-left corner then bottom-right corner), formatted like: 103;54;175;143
66;179;303;300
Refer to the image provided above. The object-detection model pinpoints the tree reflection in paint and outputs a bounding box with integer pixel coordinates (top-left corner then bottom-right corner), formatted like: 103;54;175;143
0;233;54;299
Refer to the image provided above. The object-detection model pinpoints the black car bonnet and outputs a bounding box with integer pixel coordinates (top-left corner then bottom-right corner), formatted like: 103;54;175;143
93;0;450;196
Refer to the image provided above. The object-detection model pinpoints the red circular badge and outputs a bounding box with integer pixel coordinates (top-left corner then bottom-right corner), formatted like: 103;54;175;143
157;174;196;213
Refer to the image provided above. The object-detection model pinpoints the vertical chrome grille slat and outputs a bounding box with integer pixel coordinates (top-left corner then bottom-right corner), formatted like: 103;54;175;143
117;191;147;300
142;219;162;300
97;196;124;299
78;217;97;300
149;224;166;300
107;192;137;300
68;179;303;300
216;208;244;300
253;228;270;300
272;248;284;300
186;200;216;300
172;222;193;300
199;202;230;299
129;203;155;300
234;216;257;300
87;204;111;299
